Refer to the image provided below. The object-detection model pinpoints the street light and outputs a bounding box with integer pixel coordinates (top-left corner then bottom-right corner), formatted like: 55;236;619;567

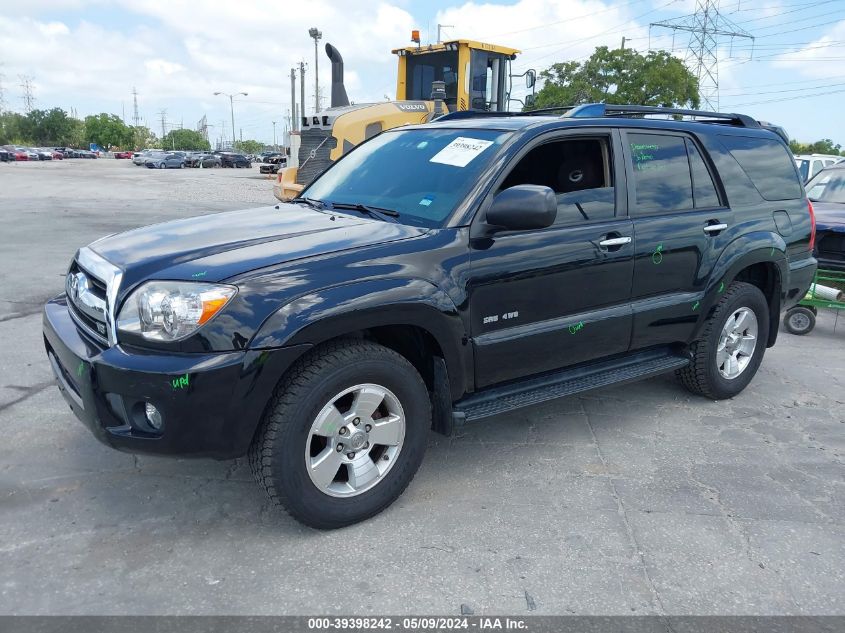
213;91;248;150
308;27;322;112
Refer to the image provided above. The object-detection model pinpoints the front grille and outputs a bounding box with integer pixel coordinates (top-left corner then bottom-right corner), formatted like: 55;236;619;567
67;261;109;344
296;129;337;186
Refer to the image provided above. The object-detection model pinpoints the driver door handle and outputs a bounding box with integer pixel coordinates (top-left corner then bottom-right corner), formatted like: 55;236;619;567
598;236;632;247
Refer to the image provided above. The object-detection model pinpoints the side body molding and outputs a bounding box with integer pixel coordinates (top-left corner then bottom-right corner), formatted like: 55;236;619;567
249;277;470;398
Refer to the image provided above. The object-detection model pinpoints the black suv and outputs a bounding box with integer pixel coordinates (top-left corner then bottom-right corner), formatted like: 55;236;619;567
43;104;816;528
220;153;251;168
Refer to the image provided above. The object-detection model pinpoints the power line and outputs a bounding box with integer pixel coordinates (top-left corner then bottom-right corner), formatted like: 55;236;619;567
132;87;140;127
158;109;167;139
19;74;35;113
651;0;754;110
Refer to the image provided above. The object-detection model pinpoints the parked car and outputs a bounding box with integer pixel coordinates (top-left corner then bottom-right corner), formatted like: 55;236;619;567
32;148;54;160
17;147;40;160
10;147;30;161
0;148;10;162
220;153;251;168
54;147;78;158
795;154;843;183
145;152;185;169
49;150;64;160
114;151;133;159
42;103;816;528
805;164;845;270
185;153;221;168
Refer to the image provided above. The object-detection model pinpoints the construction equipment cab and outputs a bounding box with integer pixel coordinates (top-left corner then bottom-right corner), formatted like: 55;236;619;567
273;37;529;201
394;39;519;112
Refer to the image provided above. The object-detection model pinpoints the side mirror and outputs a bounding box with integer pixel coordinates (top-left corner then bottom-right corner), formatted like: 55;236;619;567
524;93;536;108
486;185;556;231
525;69;536;90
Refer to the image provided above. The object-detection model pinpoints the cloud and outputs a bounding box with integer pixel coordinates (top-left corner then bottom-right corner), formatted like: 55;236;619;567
771;19;845;78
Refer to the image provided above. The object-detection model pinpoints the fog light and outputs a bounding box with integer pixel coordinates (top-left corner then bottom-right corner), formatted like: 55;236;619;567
144;402;163;430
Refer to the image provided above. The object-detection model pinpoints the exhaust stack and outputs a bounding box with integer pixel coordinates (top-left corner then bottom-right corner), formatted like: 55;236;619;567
325;43;350;108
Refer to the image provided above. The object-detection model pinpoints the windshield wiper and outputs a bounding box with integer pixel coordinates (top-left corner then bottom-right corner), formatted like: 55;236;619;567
290;197;329;210
331;202;400;223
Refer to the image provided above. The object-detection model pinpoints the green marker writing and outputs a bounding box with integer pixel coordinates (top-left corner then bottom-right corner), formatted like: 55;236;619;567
692;301;700;311
652;243;664;265
718;281;725;293
192;271;207;278
568;321;585;334
171;373;190;390
77;361;84;377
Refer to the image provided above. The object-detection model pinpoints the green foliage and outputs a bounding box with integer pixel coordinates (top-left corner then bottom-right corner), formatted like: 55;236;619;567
529;46;700;111
234;139;264;154
789;138;842;156
161;128;210;151
0;108;83;146
132;126;158;150
84;113;134;149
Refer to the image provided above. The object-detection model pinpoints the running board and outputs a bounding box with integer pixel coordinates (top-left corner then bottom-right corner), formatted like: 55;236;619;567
454;348;690;422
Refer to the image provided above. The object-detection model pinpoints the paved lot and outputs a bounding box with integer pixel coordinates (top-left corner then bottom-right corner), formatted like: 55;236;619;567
0;159;843;615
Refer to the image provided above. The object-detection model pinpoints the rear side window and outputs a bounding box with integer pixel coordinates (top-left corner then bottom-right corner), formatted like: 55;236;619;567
628;133;693;213
718;135;803;201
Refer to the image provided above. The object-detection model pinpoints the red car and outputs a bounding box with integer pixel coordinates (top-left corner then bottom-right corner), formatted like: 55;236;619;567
51;150;64;160
114;151;133;159
13;150;29;161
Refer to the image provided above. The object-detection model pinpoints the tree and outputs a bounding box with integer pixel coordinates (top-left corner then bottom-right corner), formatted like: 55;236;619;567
83;113;134;149
530;46;700;111
234;139;264;154
21;108;78;145
161;128;210;151
131;126;157;150
0;112;27;145
789;138;841;156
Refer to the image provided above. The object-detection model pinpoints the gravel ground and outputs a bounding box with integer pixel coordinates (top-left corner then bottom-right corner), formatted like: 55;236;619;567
0;158;843;616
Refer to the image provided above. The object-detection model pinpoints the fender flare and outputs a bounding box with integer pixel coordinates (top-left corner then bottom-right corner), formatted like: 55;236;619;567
249;277;469;397
694;231;786;345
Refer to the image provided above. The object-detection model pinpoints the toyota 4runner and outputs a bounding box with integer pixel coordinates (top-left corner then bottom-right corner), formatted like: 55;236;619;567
43;104;817;528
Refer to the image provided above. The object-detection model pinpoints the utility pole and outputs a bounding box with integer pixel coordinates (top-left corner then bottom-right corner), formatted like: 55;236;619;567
437;24;453;43
158;109;167;140
290;68;298;132
0;72;6;114
621;36;626;50
132;86;140;127
650;0;754;110
272;121;277;149
19;75;35;113
214;90;248;149
299;61;307;120
309;27;322;112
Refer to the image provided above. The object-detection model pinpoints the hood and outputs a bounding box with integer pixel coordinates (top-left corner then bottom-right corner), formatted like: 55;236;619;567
89;204;426;292
811;200;845;231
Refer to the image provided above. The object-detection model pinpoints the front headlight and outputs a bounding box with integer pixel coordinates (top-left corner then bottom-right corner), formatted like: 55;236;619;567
117;281;237;342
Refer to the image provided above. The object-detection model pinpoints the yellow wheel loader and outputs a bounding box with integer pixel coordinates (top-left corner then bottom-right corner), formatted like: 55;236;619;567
274;36;534;201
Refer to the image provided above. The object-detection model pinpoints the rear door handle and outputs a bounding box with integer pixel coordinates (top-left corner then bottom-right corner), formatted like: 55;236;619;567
598;236;632;247
703;223;728;234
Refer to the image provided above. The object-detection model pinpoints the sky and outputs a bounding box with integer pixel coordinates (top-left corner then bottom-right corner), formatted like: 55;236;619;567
1;0;844;147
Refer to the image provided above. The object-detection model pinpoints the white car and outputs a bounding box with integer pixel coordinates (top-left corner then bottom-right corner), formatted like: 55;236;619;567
795;154;844;183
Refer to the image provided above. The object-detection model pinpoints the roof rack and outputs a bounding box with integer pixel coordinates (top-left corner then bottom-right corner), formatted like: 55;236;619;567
563;103;760;128
433;103;790;141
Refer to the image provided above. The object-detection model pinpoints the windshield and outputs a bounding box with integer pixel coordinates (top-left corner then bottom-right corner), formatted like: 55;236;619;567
303;128;511;228
806;169;845;204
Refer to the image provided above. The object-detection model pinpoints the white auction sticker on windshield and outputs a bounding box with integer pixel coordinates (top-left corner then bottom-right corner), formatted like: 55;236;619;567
430;137;494;167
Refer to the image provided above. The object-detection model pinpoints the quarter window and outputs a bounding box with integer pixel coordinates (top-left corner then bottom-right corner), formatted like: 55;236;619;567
628;133;693;213
718;135;804;201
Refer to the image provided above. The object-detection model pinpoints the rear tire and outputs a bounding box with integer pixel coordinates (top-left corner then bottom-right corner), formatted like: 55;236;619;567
677;281;769;400
249;339;431;529
784;306;815;335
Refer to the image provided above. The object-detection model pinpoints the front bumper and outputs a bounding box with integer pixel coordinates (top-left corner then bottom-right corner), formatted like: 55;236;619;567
43;295;310;459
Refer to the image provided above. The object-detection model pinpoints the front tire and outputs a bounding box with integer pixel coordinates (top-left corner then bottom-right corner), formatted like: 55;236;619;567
249;340;431;529
677;281;769;400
